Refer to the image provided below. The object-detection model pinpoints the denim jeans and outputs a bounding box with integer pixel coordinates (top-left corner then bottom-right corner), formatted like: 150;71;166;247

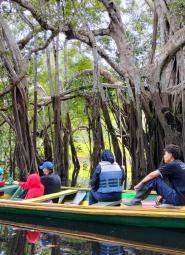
89;190;121;205
144;177;183;205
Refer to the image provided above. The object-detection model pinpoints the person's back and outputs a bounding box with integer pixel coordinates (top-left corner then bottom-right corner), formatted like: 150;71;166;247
159;159;185;202
97;161;123;193
89;150;125;205
16;173;44;199
41;173;61;195
39;161;61;203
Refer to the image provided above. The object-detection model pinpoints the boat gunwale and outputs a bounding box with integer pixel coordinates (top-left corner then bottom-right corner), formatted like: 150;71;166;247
0;199;185;218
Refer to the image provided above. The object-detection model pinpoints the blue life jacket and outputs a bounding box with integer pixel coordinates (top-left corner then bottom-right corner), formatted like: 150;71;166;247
97;161;123;193
99;243;124;255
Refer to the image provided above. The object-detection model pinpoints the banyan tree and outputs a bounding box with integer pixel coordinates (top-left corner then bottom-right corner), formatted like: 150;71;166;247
0;0;185;185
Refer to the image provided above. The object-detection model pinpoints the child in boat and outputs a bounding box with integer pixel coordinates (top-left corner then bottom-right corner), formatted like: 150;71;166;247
89;150;125;205
13;173;44;199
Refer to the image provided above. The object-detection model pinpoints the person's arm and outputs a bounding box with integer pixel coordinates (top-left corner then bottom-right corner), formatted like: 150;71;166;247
13;180;29;189
134;170;160;190
40;176;48;186
0;181;5;187
90;165;101;191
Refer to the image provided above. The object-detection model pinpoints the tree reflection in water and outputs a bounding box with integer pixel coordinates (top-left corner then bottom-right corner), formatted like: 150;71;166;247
0;223;181;255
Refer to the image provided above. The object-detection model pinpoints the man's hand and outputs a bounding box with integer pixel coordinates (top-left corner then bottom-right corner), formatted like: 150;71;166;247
155;196;162;205
13;181;19;185
134;183;142;191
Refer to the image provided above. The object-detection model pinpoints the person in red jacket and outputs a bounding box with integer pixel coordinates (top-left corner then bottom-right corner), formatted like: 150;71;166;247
0;167;5;197
13;173;44;199
26;231;41;244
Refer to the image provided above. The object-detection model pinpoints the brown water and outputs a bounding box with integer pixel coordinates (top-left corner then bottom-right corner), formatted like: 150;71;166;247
0;222;183;255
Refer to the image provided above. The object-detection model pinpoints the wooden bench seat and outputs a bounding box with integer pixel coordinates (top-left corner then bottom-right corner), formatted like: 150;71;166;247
91;201;121;206
24;189;78;203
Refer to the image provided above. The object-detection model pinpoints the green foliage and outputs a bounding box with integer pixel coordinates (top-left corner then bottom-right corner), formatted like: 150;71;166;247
170;0;185;24
123;0;153;64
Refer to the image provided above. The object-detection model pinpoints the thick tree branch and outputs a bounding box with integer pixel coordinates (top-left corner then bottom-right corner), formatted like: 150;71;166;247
64;68;122;89
12;0;55;31
12;0;124;81
155;26;185;81
39;68;122;106
0;113;15;130
99;0;123;27
0;70;26;97
17;27;42;49
18;30;34;49
92;27;111;36
26;32;57;60
149;6;158;64
66;30;125;78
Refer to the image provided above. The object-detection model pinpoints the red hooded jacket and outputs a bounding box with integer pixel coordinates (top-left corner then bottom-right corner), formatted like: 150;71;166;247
19;173;44;199
26;231;40;244
0;181;5;196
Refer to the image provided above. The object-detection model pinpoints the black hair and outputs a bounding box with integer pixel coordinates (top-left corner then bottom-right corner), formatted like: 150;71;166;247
101;149;115;164
164;144;181;160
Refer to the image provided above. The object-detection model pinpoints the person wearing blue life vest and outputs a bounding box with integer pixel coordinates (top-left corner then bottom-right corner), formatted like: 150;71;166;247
89;150;125;205
92;242;125;255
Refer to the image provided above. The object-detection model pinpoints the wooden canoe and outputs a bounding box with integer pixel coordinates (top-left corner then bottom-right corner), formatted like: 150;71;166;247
0;185;185;229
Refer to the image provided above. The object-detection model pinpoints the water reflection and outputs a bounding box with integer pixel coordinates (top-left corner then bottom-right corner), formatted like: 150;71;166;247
0;223;183;255
92;242;125;255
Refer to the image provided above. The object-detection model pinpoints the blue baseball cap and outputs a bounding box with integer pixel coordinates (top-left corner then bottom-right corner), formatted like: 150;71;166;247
40;233;52;247
0;167;4;175
39;161;54;170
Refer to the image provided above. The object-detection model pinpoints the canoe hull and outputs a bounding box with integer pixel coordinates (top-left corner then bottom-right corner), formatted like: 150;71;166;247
0;202;185;229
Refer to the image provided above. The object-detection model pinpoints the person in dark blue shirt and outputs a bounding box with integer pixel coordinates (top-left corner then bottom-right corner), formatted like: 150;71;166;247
124;144;185;206
40;161;61;203
89;150;125;205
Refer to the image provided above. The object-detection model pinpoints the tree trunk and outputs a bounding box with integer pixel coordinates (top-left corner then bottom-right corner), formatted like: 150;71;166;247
87;94;104;174
101;101;122;166
33;51;38;153
0;17;37;179
67;114;80;187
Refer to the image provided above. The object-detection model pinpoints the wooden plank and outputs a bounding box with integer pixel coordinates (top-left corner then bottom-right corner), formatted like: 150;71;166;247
0;185;18;192
2;198;185;217
61;187;157;194
24;189;78;203
11;186;24;200
1;197;185;219
1;201;185;218
91;201;121;206
156;204;182;209
61;186;90;191
0;197;185;214
70;191;87;205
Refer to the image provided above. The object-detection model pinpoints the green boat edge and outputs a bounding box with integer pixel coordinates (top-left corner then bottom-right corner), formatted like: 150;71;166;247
0;204;184;229
0;185;185;229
